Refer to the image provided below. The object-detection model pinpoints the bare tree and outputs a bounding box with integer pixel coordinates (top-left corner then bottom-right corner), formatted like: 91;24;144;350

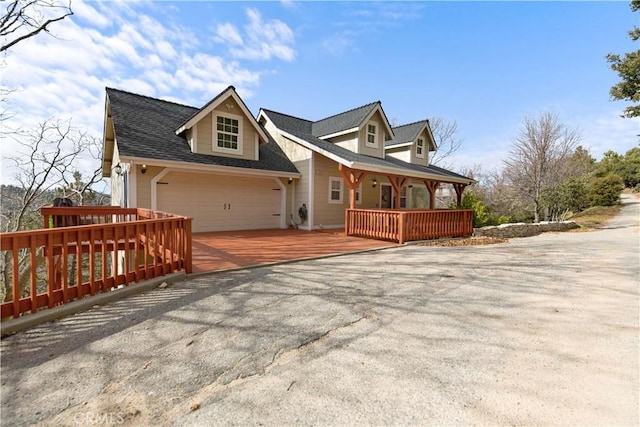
429;117;464;168
1;118;103;301
503;112;581;222
1;0;73;53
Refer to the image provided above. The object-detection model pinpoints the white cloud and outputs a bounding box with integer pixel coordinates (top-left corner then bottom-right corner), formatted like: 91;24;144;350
321;32;356;57
578;111;639;160
74;1;110;28
1;2;296;185
215;23;244;46
216;8;296;62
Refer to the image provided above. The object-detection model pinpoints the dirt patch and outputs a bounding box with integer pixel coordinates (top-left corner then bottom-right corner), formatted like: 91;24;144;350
569;205;622;229
417;236;508;247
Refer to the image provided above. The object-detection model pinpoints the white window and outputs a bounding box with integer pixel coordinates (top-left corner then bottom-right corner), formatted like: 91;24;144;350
213;113;242;153
355;183;363;205
400;186;408;208
416;138;425;158
329;177;343;204
366;122;377;147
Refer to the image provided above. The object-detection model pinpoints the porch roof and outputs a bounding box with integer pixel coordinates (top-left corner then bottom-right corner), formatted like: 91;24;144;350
103;88;299;177
261;109;475;185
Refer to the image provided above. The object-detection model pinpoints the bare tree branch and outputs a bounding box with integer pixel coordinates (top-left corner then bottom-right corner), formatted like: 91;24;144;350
0;0;73;53
429;117;464;168
503;112;581;222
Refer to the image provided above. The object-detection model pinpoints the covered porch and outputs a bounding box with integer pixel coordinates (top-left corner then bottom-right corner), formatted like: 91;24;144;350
337;164;474;244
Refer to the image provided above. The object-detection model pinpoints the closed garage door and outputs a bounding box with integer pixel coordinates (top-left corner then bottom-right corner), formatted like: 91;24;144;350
157;171;282;233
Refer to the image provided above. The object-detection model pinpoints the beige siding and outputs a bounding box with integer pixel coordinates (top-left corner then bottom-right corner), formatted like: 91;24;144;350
135;165;164;209
312;154;347;227
360;177;382;208
328;132;358;152
193;96;258;161
358;110;388;158
414;128;430;166
385;146;411;163
288;158;310;226
110;144;123;207
262;117;313;227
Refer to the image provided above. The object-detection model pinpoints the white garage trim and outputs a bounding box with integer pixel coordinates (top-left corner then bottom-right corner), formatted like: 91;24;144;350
273;176;287;229
150;167;173;211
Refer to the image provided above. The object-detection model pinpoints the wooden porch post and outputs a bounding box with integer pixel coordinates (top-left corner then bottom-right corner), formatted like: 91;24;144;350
386;175;407;209
423;180;440;209
453;183;467;206
338;164;366;209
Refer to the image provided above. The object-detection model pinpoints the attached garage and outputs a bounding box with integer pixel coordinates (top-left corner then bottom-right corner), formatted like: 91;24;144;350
156;171;283;233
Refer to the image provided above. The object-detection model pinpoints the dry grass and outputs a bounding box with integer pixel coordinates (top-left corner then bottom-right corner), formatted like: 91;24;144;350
418;236;508;247
568;205;622;229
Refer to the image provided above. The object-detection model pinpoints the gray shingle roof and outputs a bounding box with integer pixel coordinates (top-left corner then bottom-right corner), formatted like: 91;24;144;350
262;109;474;184
311;102;379;137
386;121;429;147
105;88;299;174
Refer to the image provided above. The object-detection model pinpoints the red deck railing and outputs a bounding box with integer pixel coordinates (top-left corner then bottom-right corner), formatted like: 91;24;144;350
1;207;192;319
345;208;474;244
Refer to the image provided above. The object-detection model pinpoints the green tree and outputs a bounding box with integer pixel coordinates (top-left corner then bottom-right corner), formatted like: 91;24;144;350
606;0;640;118
457;190;508;228
620;147;640;188
588;174;624;206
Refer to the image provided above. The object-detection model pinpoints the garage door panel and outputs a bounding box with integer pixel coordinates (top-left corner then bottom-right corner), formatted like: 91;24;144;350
157;171;281;233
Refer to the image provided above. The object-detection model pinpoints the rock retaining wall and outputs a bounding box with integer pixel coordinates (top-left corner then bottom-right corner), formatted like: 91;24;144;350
474;221;579;238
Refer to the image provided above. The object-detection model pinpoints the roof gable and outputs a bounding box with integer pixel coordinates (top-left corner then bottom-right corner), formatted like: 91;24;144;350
262;107;474;185
309;103;393;142
102;88;298;176
175;86;268;143
387;120;437;151
311;102;378;138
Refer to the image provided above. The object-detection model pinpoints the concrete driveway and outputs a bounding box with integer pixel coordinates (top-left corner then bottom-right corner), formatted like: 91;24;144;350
2;196;638;426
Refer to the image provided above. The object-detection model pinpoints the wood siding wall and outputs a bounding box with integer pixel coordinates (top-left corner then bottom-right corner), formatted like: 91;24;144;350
194;97;259;161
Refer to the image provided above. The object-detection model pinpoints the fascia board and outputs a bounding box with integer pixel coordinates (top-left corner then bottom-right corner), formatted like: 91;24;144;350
176;90;268;143
316;127;359;140
278;130;352;167
362;104;395;139
118;156;301;179
349;161;474;185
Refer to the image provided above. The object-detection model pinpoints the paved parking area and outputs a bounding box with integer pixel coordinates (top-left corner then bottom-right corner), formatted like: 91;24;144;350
1;196;638;426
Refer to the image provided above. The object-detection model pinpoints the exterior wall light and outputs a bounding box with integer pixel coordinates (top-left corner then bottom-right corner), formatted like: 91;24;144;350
114;163;122;176
141;164;147;174
372;178;377;188
288;177;293;184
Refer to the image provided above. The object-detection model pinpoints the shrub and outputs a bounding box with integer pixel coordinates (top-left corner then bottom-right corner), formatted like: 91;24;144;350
588;173;624;207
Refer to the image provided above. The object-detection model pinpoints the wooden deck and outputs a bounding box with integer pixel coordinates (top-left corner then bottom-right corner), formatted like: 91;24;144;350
191;229;396;273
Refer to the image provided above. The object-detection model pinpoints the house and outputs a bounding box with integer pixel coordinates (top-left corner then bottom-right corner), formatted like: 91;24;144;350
102;86;474;234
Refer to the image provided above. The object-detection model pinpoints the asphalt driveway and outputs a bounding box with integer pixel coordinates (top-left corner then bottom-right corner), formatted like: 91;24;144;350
2;196;638;426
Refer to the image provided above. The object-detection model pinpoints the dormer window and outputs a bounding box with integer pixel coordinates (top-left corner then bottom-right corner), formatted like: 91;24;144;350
214;112;243;154
416;138;425;158
366;122;377;147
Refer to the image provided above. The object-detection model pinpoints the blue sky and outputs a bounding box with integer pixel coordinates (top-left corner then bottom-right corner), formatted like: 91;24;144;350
1;0;638;184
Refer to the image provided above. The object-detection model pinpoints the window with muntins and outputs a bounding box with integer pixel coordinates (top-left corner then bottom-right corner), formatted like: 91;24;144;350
216;115;239;151
416;138;425;158
329;177;343;204
366;123;377;146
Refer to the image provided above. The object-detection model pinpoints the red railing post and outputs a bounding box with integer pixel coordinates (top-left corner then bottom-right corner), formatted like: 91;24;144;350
184;218;192;274
398;212;405;244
